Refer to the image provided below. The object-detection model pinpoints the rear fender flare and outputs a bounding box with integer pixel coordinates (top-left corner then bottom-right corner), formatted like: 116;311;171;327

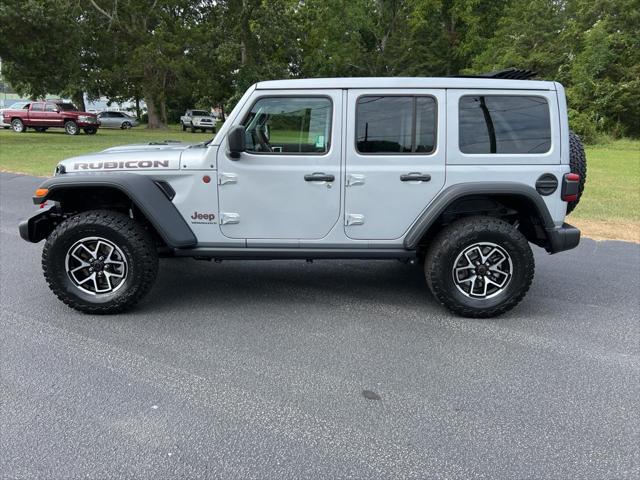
403;182;555;250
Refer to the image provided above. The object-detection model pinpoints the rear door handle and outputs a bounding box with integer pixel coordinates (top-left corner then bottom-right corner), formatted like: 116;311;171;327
304;172;335;182
400;172;431;182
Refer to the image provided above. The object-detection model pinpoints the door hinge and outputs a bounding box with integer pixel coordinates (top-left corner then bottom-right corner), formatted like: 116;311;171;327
220;213;240;225
346;174;365;187
218;173;238;185
345;214;365;226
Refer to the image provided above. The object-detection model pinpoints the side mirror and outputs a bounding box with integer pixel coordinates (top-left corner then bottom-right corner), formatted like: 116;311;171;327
227;125;246;159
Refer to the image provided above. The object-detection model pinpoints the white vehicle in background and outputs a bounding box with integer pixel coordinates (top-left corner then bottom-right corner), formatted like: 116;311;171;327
180;109;216;133
0;101;29;128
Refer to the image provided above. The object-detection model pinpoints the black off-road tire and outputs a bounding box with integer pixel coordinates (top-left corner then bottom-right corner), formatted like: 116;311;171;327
83;127;97;135
42;210;158;314
567;131;587;214
64;120;79;135
181;122;187;132
424;216;534;318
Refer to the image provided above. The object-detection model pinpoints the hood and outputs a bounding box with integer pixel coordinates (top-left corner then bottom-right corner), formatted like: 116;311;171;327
64;111;99;118
56;141;204;174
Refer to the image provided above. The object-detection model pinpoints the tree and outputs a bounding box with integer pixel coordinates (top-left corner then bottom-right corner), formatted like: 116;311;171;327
0;0;89;110
85;0;210;128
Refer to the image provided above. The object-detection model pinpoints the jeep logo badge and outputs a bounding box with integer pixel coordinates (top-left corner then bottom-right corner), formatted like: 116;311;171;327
190;211;216;224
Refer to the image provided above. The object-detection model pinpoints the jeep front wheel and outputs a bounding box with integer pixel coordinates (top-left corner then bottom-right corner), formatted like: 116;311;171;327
42;210;159;314
424;216;534;318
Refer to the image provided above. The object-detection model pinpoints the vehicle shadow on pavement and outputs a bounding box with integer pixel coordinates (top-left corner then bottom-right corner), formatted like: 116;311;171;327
142;258;443;315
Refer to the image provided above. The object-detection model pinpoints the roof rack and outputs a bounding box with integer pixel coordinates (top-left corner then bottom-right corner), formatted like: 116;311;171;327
452;68;538;80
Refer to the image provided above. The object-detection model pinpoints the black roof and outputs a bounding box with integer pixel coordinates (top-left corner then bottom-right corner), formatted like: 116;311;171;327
452;68;538;80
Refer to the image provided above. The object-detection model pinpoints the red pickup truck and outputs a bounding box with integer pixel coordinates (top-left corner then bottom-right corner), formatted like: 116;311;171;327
3;101;100;135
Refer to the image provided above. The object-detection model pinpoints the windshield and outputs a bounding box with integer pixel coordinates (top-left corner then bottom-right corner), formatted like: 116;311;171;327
58;103;78;112
192;110;209;117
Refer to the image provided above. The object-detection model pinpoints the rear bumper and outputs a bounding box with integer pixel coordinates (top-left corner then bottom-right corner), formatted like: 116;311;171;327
545;223;581;254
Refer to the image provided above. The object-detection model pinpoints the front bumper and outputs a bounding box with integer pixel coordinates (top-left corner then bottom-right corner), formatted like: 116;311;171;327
76;120;100;127
19;204;60;243
192;120;215;128
546;223;581;254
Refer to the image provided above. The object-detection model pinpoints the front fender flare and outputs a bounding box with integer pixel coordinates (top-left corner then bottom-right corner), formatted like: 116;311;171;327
32;173;197;248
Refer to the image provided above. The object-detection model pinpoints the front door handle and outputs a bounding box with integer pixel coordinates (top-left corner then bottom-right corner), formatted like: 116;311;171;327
400;172;431;182
304;172;335;182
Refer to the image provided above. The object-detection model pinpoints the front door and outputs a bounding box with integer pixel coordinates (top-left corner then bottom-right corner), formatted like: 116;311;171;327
344;89;446;240
217;91;342;240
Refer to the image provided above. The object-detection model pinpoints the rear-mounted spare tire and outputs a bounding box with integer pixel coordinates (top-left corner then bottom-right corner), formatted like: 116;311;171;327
567;131;587;214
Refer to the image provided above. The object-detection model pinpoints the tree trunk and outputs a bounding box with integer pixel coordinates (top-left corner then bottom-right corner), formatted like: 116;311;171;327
72;91;86;112
160;98;168;126
145;95;165;129
135;96;141;120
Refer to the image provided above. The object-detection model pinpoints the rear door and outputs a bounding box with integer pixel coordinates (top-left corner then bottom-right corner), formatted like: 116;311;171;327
217;90;342;240
344;90;446;240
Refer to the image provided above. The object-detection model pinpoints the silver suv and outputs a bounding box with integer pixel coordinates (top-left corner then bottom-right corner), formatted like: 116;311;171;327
20;73;586;317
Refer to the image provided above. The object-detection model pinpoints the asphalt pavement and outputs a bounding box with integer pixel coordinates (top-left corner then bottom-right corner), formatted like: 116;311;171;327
1;172;639;479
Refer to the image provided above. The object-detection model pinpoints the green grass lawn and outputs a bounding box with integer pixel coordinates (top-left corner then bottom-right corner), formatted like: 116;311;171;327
573;140;640;222
1;126;638;223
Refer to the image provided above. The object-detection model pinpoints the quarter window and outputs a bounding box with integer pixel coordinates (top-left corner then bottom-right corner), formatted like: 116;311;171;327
242;97;332;154
459;95;551;154
356;96;437;154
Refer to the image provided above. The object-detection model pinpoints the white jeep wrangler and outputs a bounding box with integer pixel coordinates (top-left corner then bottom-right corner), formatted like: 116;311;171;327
20;72;586;317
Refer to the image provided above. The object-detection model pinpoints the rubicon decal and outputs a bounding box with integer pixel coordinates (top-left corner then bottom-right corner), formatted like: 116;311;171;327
190;211;216;224
73;160;170;170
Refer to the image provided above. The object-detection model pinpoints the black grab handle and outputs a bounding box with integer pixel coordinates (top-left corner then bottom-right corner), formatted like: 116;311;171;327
400;173;431;182
304;173;335;182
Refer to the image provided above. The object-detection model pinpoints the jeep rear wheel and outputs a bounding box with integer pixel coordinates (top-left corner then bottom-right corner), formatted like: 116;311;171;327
42;210;158;314
64;120;79;135
425;216;534;318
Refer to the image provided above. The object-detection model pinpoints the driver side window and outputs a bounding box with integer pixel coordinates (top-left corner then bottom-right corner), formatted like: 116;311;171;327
242;97;332;154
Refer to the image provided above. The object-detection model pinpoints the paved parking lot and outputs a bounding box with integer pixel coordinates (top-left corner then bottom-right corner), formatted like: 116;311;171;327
1;172;639;479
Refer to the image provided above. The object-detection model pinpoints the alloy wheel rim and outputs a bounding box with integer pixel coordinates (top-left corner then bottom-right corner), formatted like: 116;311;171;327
66;123;77;134
65;237;128;295
452;242;513;299
12;121;23;132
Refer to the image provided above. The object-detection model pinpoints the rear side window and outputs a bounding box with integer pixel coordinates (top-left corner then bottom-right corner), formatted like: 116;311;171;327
356;96;436;154
31;103;44;112
45;103;57;112
459;95;551;154
242;97;332;154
